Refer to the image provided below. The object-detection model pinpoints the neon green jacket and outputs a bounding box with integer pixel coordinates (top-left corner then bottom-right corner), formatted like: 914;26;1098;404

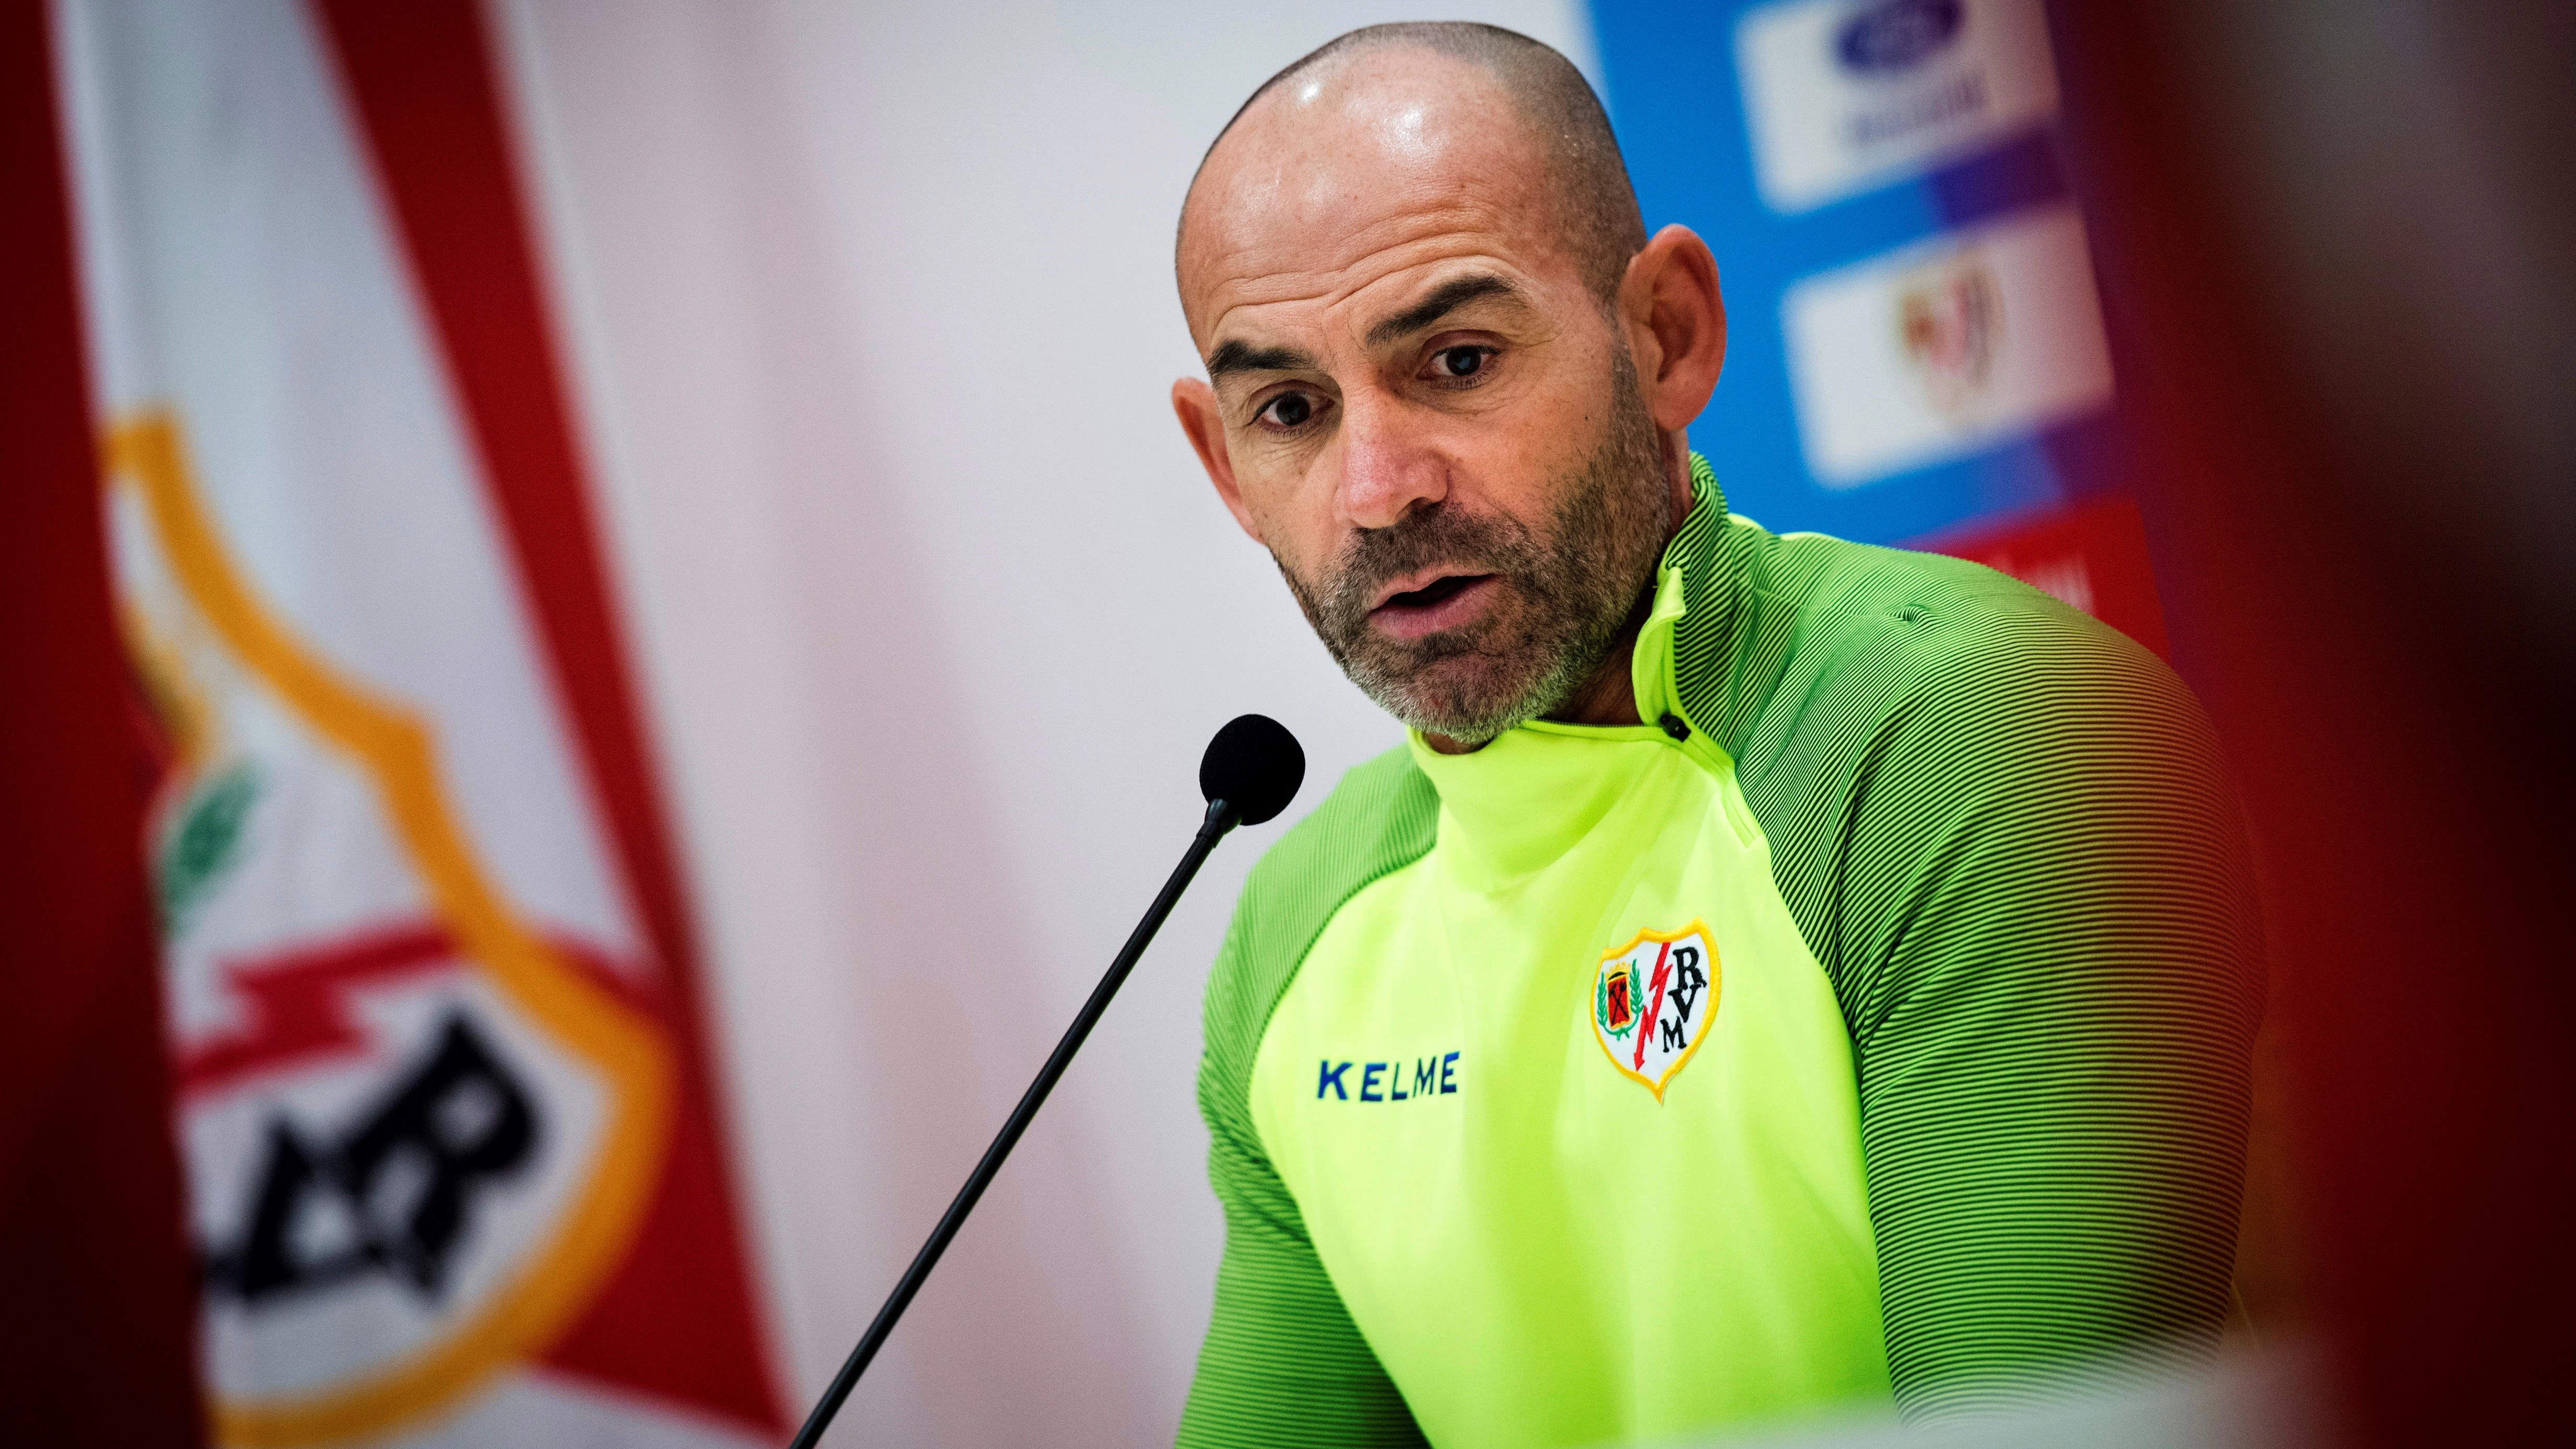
1179;459;2261;1446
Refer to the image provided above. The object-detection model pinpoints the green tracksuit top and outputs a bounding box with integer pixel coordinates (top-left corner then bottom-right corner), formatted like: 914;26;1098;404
1180;458;2263;1447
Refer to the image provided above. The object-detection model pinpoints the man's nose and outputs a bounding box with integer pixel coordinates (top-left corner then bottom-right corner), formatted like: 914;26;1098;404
1333;389;1447;531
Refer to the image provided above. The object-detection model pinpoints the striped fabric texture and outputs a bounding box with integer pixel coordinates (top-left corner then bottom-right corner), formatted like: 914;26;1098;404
1177;458;2262;1443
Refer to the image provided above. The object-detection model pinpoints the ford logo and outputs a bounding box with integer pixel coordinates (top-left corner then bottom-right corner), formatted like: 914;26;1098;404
1836;0;1965;73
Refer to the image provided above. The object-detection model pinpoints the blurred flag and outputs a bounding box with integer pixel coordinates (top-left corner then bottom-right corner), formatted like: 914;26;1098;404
53;1;782;1444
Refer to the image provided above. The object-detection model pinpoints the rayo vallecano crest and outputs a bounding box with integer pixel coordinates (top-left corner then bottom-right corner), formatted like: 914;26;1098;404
1590;923;1719;1100
109;416;675;1445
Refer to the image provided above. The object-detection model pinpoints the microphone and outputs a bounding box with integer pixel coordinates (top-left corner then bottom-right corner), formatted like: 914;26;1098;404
786;715;1306;1448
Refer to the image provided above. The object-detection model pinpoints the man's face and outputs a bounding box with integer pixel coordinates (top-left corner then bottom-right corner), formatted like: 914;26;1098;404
1175;51;1675;743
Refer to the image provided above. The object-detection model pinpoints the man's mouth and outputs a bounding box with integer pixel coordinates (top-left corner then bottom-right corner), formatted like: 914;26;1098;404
1368;570;1501;640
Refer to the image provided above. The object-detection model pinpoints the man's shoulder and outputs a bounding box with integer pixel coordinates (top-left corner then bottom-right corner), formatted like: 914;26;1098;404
1709;520;2250;1027
1722;518;2200;772
1201;744;1440;1090
1763;519;2135;665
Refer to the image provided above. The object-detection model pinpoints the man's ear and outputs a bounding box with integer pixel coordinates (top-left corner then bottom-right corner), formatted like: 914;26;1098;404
1619;225;1727;435
1173;377;1266;544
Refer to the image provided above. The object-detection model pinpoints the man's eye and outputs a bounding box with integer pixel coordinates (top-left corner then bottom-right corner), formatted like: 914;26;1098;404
1262;393;1315;428
1433;346;1491;379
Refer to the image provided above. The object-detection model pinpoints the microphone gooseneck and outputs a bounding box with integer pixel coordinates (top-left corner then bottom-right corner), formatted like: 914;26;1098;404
786;717;1305;1448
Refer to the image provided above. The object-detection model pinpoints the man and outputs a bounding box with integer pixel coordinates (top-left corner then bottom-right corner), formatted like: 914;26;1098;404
1168;23;2260;1448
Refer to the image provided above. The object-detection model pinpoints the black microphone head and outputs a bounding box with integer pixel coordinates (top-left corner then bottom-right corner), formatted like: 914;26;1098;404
1201;714;1305;826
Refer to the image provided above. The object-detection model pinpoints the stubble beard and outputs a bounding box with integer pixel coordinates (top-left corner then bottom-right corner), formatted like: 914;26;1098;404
1278;351;1673;746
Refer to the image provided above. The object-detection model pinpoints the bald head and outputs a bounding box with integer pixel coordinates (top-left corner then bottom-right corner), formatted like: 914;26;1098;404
1166;24;1726;746
1180;23;1646;307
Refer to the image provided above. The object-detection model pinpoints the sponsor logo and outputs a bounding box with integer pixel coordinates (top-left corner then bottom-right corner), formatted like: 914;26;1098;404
1590;924;1719;1100
1836;0;1965;74
1316;1052;1460;1102
1736;0;2060;213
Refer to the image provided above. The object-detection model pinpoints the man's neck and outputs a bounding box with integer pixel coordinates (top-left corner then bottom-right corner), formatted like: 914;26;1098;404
1545;623;1647;729
1419;607;1650;756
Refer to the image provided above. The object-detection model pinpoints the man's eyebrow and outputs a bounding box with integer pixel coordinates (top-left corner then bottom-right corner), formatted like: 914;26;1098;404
1364;274;1525;348
1205;338;1316;381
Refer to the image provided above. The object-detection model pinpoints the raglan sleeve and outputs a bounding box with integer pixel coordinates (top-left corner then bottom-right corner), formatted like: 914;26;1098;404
1830;608;2265;1419
1176;908;1426;1448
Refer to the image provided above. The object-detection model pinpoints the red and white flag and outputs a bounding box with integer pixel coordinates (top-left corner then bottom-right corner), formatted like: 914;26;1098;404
55;1;782;1442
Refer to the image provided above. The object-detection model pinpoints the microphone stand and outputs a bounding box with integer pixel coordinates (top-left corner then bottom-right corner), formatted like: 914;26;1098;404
785;798;1243;1448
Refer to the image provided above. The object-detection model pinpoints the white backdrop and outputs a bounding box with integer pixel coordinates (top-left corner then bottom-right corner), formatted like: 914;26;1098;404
490;3;1594;1442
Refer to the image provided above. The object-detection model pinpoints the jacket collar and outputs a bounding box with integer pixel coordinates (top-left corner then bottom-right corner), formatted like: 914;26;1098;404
1641;453;1762;757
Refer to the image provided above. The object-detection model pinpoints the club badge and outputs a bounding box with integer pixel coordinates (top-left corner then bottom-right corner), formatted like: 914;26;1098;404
1590;922;1719;1100
109;415;676;1444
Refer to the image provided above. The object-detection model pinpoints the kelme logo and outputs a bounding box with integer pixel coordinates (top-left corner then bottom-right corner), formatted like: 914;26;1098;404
1590;923;1719;1100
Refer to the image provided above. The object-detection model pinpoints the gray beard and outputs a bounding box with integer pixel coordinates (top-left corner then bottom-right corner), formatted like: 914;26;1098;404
1278;352;1671;745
